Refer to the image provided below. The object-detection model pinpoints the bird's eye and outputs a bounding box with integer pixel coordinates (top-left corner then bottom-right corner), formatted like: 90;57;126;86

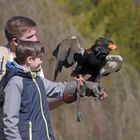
95;47;101;51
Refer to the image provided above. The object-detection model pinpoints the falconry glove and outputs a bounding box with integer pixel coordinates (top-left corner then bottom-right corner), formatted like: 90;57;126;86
63;80;102;103
84;81;101;97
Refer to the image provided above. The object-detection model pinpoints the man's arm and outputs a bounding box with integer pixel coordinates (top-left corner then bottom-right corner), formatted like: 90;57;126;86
47;98;64;110
3;77;22;140
0;46;9;80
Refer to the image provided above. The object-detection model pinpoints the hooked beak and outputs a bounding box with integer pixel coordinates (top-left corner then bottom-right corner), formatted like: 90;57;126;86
108;43;117;50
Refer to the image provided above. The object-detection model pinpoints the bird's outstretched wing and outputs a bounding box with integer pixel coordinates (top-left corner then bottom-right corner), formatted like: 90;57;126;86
52;36;84;81
100;55;123;77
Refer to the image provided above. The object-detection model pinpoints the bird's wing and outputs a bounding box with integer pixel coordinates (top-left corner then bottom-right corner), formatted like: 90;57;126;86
100;55;123;77
52;36;83;81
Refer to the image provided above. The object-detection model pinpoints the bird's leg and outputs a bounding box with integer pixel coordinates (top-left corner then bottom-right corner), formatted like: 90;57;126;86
73;75;85;86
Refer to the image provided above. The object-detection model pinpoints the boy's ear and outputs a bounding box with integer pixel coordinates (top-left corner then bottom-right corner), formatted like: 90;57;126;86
26;56;33;64
11;38;18;46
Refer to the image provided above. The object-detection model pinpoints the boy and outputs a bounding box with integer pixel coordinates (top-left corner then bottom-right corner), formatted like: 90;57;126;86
3;40;102;140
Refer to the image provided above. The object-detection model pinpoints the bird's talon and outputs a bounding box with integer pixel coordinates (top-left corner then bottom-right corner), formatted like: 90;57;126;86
74;76;84;86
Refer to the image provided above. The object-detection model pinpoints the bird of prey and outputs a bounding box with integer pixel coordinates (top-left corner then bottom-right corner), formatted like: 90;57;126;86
52;36;118;82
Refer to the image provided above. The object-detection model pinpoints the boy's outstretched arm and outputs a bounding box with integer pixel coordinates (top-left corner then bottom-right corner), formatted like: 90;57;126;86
43;78;108;108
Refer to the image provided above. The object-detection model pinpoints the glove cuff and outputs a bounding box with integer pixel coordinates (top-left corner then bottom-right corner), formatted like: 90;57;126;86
63;80;86;103
63;80;77;103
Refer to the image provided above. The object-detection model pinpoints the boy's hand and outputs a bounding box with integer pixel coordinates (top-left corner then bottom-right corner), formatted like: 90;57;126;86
98;90;109;100
63;80;108;103
83;81;101;97
80;81;109;100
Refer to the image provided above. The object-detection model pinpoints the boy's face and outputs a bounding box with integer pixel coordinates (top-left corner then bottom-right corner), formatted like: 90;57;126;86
28;56;43;72
20;27;38;41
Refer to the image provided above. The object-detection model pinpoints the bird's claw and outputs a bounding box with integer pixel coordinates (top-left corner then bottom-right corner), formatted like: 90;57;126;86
74;76;85;86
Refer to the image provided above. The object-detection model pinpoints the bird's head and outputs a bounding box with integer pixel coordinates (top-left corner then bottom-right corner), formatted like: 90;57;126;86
108;42;117;50
95;37;117;51
86;37;117;61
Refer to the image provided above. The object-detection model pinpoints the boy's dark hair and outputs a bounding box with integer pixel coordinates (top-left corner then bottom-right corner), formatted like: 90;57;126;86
16;40;45;65
4;16;36;41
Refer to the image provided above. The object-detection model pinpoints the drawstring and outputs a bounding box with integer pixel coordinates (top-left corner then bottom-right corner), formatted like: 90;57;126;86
76;81;82;122
76;80;86;122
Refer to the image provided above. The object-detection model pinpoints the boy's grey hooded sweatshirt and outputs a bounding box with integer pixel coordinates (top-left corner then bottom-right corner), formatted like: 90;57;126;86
3;61;66;140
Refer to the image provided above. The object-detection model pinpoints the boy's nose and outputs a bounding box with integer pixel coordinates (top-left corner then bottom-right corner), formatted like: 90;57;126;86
32;36;38;41
40;59;43;64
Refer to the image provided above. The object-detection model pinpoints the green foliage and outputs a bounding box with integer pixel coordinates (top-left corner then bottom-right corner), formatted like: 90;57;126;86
68;0;93;15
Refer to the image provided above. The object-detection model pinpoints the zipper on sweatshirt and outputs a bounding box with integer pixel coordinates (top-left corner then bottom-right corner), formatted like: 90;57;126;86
29;121;32;140
32;77;51;140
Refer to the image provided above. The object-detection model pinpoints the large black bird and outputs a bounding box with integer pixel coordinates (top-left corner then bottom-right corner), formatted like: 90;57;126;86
52;36;117;82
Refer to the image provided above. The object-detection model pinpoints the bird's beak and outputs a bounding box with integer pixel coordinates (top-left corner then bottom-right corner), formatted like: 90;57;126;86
108;43;117;50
